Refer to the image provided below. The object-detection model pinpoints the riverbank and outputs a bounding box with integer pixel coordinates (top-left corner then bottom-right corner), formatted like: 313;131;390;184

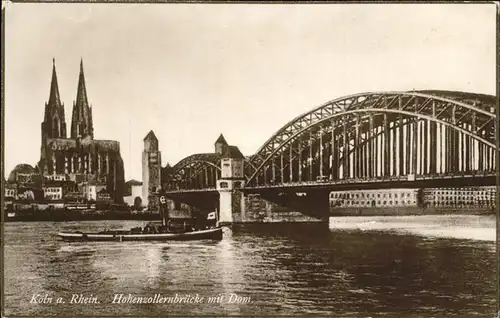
4;211;161;222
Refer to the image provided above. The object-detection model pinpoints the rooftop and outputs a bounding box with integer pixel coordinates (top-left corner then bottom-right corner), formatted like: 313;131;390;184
223;145;245;159
144;130;158;141
215;133;228;145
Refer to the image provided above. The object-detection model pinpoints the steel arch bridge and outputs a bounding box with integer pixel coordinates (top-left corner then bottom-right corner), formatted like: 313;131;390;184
166;90;497;191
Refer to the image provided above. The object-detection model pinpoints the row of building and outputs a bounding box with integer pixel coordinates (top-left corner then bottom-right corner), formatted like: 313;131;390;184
329;187;496;210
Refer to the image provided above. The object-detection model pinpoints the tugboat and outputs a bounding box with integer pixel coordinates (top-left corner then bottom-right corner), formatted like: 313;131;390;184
57;226;223;242
57;191;223;242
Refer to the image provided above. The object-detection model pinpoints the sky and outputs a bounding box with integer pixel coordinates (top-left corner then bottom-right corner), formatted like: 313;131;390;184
4;3;496;182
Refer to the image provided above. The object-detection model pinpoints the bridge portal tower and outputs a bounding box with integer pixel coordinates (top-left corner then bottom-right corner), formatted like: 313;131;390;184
142;130;162;210
216;145;245;225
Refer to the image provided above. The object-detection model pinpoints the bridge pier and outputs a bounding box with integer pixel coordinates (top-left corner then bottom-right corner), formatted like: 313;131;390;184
162;191;219;221
217;182;244;226
217;187;328;225
239;192;328;224
216;149;246;226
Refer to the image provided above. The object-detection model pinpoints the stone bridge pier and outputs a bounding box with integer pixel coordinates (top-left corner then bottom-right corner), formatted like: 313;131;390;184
163;192;219;218
217;188;328;225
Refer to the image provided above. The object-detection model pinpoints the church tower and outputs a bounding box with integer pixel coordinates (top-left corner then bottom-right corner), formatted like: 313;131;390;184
40;59;67;171
142;130;162;210
70;59;94;139
41;59;67;145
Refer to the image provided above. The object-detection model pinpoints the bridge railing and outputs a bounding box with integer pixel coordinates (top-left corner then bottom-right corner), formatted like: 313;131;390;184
246;171;496;189
164;171;496;192
163;187;217;194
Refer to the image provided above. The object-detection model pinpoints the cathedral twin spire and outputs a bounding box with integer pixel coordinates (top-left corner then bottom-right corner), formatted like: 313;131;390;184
42;58;66;140
71;58;94;139
44;58;94;141
48;58;62;110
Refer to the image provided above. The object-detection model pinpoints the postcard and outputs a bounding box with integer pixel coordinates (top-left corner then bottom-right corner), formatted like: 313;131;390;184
2;2;498;317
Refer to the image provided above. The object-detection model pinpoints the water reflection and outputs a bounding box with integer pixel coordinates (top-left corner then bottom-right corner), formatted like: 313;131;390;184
144;245;162;285
330;215;496;241
3;219;497;317
90;242;165;288
216;238;240;314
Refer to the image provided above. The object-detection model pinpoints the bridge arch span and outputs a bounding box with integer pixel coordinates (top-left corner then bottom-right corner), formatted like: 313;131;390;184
164;153;222;190
247;91;496;186
165;153;258;190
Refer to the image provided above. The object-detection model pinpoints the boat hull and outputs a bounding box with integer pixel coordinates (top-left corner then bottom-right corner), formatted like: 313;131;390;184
57;228;223;242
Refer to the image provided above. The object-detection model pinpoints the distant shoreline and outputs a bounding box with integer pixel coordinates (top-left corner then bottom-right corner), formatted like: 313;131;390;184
4;212;163;222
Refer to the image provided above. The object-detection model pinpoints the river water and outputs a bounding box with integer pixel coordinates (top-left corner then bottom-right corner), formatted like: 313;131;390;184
3;215;498;317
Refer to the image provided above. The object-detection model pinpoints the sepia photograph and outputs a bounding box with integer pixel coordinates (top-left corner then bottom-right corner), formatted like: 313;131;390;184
2;2;498;317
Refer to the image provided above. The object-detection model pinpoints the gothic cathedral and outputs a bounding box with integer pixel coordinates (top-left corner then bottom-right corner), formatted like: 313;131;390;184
38;59;125;202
